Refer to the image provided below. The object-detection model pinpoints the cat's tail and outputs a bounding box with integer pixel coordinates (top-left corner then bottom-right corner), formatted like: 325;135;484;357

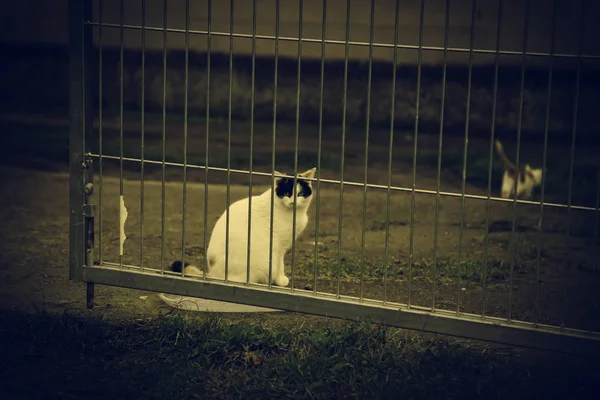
169;260;189;273
494;139;517;173
169;260;204;277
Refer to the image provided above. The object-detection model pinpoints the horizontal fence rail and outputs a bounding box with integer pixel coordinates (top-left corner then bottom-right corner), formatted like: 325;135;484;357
86;22;600;61
70;0;600;357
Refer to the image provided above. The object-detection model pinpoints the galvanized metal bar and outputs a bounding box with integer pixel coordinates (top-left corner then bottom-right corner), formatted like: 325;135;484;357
89;152;600;212
160;0;167;275
119;0;125;269
595;168;600;273
68;0;93;282
97;0;104;266
87;22;600;61
84;265;600;357
139;0;146;271
359;0;375;302
85;6;97;309
408;0;426;308
86;281;95;309
383;0;400;305
432;0;450;312
336;0;351;299
246;0;257;285
268;0;280;289
313;0;327;295
181;0;190;278
508;0;531;323
535;0;556;326
203;0;212;279
482;0;503;319
224;0;234;283
290;0;304;292
565;1;585;278
457;0;477;315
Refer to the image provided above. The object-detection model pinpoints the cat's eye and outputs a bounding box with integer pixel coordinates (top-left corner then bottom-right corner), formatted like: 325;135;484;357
298;191;305;196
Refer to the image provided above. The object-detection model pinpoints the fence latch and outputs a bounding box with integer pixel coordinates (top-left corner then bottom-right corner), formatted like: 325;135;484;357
82;203;96;218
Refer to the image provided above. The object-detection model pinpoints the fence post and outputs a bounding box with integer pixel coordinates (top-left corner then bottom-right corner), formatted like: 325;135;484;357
69;0;95;286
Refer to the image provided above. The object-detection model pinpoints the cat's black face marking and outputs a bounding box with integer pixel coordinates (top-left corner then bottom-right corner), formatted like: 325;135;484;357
275;177;312;199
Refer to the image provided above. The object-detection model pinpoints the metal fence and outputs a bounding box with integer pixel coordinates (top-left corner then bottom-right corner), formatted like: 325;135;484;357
69;0;600;356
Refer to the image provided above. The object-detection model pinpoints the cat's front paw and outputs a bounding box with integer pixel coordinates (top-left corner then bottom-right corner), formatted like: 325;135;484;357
274;275;290;287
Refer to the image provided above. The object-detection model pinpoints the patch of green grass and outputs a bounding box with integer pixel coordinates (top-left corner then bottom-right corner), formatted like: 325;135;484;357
409;257;531;284
439;259;517;283
490;235;544;262
367;219;408;231
295;254;528;284
0;309;594;399
296;256;363;279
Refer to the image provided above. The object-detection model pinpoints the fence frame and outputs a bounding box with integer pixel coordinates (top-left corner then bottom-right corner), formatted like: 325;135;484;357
69;0;96;308
68;0;600;357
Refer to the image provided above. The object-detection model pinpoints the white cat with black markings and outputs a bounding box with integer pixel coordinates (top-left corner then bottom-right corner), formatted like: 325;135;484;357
495;139;543;200
170;167;317;286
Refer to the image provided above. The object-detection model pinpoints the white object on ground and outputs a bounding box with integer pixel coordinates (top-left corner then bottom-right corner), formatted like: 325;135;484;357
119;195;128;256
158;293;282;313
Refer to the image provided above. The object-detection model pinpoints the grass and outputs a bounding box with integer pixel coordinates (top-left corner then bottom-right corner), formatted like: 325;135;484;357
294;253;528;285
0;309;596;399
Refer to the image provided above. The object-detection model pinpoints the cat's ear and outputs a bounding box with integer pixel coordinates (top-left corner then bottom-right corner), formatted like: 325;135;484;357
299;167;316;180
273;170;285;185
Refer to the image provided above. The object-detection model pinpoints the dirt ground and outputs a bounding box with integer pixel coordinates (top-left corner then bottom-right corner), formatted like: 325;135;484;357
0;112;599;357
1;132;599;336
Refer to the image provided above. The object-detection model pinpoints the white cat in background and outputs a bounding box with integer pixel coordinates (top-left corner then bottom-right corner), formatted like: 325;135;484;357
495;139;543;200
170;167;317;286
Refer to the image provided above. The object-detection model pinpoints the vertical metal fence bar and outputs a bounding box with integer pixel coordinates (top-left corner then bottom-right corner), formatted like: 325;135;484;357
359;0;375;302
457;0;476;315
383;0;400;305
97;0;104;266
508;0;531;323
291;0;304;292
268;0;280;289
408;0;425;308
313;0;327;295
86;0;96;308
181;0;190;278
68;0;93;282
535;0;556;326
482;0;503;318
139;0;146;271
119;0;125;269
565;1;585;278
594;170;600;273
431;0;450;312
336;0;351;299
160;0;167;274
225;0;235;283
203;0;212;279
246;0;257;285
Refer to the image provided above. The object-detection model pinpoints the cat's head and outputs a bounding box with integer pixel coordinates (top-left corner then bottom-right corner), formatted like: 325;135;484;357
525;165;543;186
274;167;317;209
